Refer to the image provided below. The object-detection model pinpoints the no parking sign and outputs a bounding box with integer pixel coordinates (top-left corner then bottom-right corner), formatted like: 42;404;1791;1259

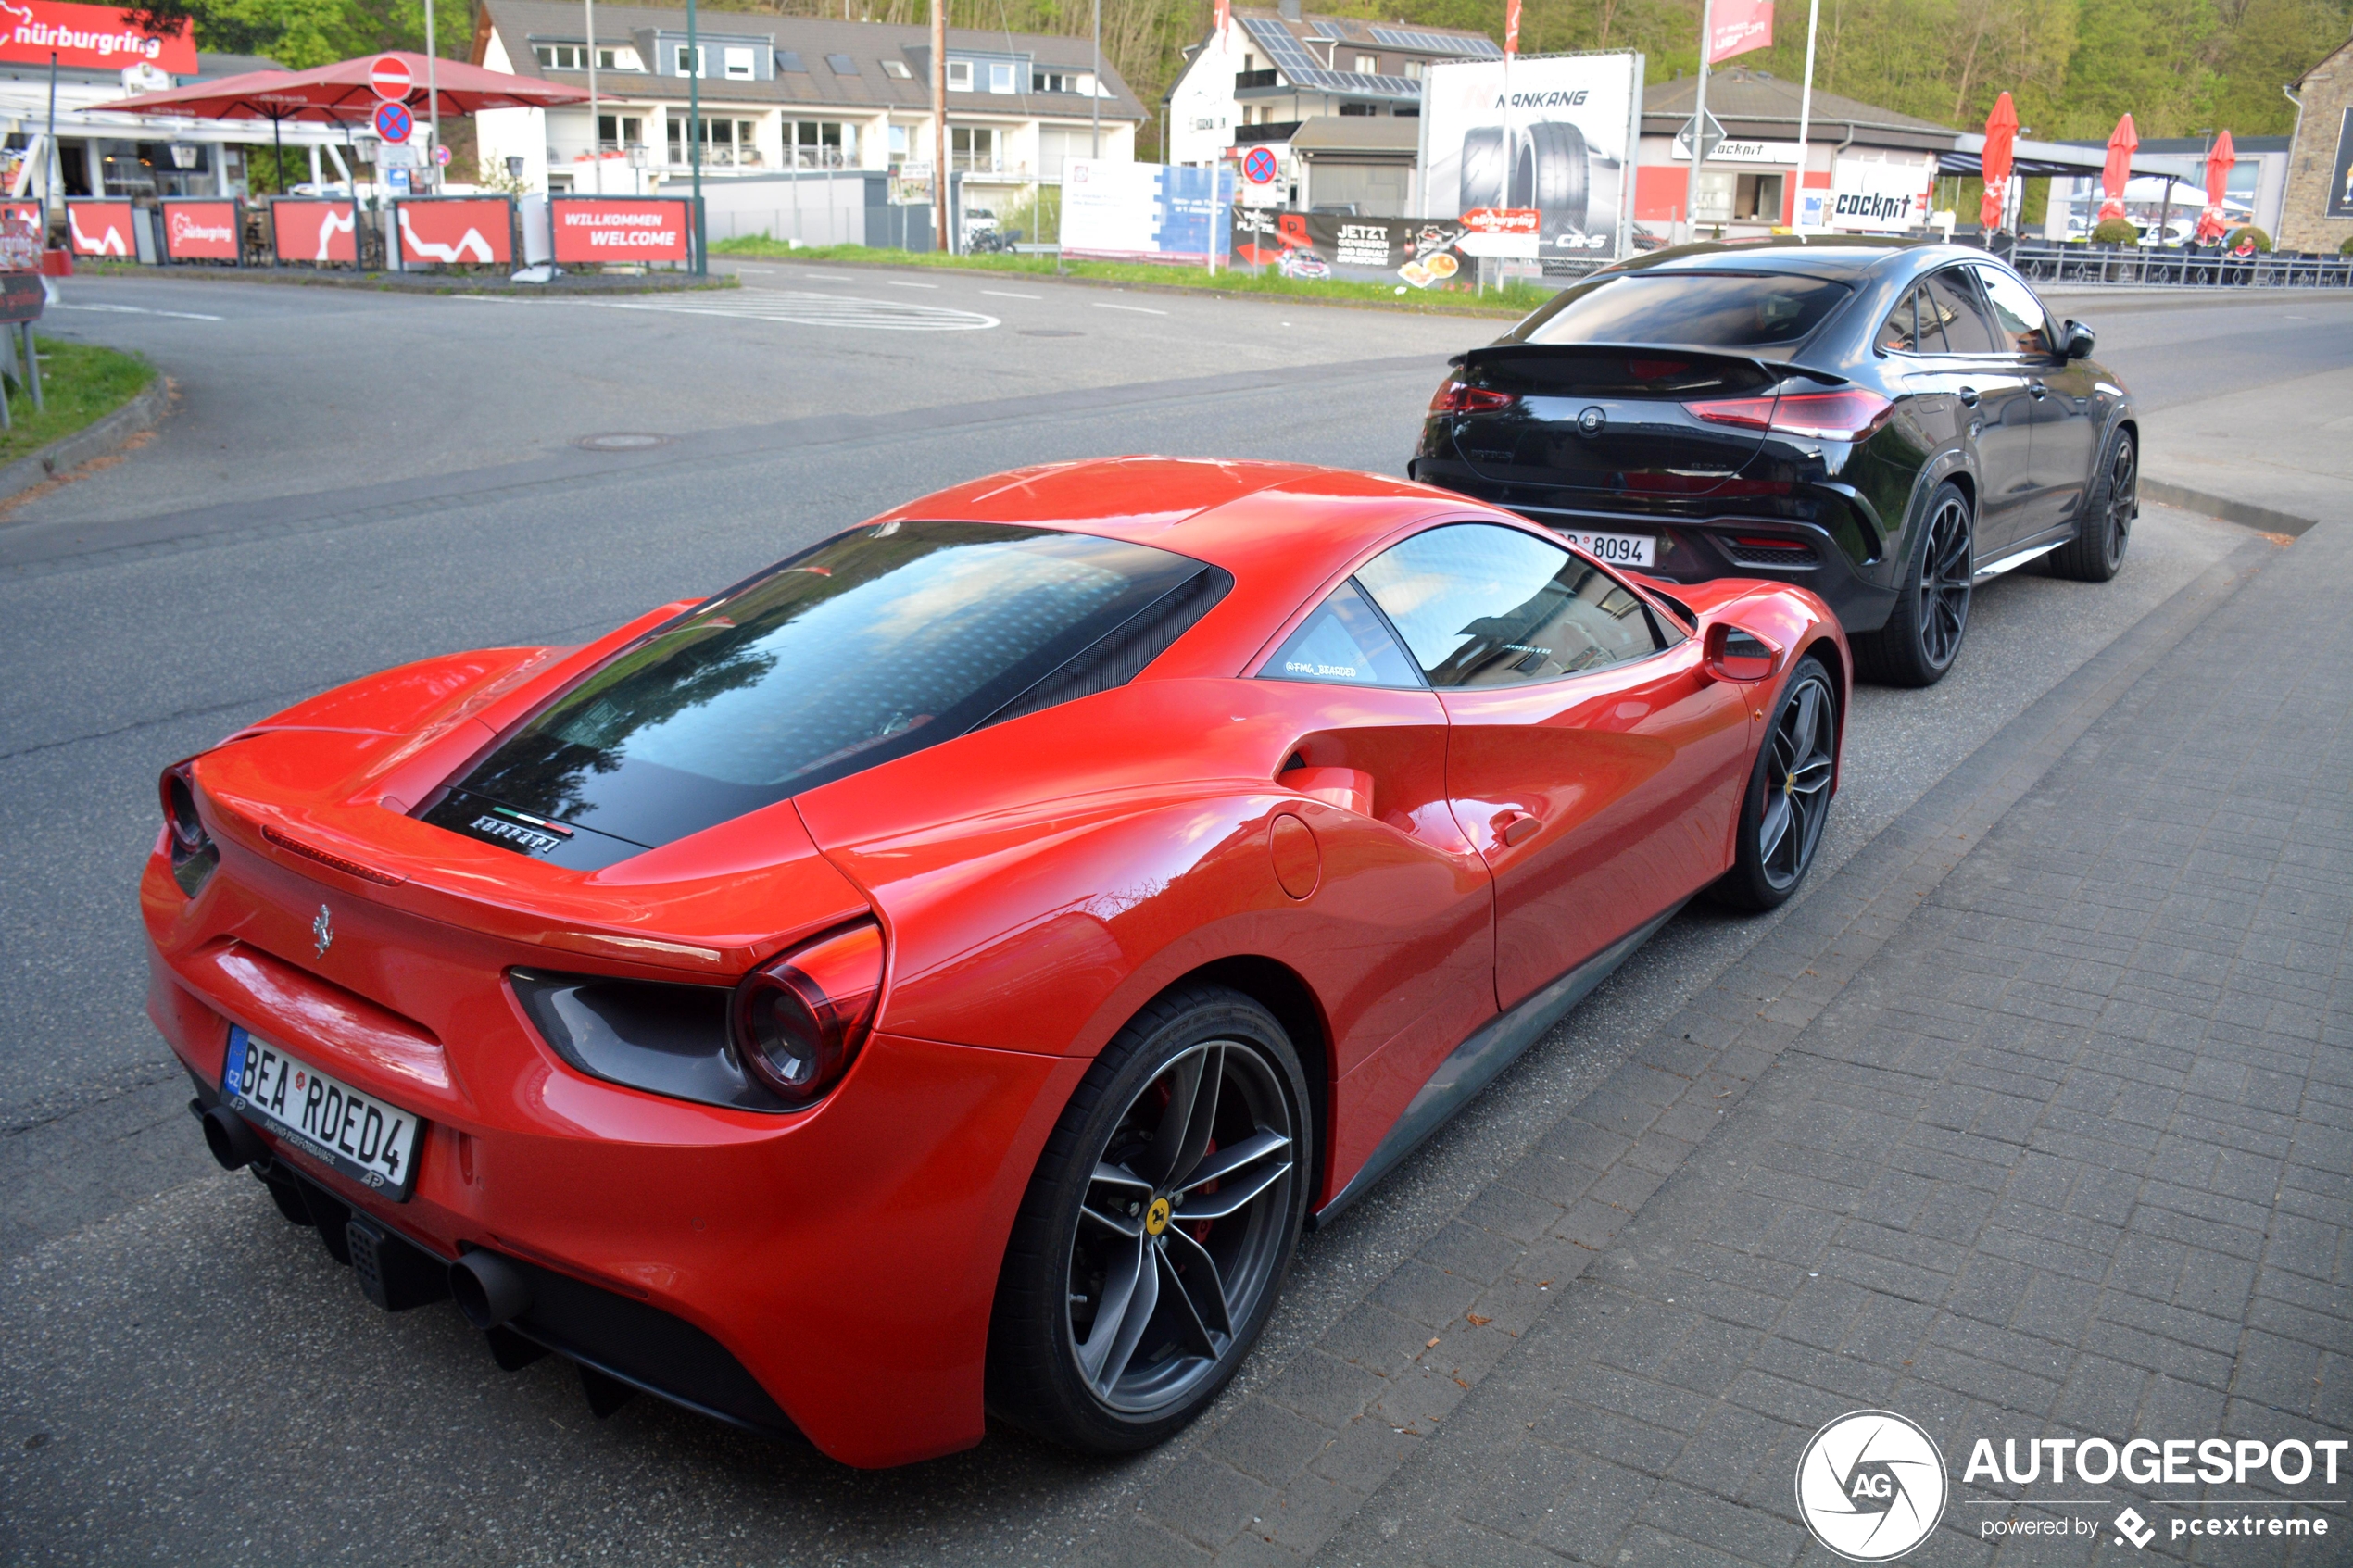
374;99;412;144
1242;146;1278;185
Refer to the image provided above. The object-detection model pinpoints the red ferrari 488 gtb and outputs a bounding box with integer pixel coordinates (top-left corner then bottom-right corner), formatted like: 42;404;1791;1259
145;459;1845;1467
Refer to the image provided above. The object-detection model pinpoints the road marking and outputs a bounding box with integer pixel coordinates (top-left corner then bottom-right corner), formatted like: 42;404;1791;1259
886;279;940;289
462;291;998;332
801;273;855;281
50;303;224;321
983;289;1043;299
1093;301;1166;315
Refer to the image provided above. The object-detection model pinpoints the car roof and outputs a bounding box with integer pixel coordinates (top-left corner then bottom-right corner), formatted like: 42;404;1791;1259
1604;235;1994;282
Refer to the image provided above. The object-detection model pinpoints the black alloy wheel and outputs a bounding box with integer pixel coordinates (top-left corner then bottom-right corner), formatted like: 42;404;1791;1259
1856;483;1973;687
2049;430;2136;583
1714;655;1838;911
988;986;1308;1452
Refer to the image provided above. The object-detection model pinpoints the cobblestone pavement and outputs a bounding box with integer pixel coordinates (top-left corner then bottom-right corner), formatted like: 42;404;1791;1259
1073;521;2349;1567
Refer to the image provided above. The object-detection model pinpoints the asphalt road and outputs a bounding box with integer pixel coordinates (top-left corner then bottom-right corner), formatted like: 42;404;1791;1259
0;268;2331;1565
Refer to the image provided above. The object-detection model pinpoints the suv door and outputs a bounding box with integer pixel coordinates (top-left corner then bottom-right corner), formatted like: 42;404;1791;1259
1976;261;2098;536
1919;265;2034;559
1353;521;1752;1011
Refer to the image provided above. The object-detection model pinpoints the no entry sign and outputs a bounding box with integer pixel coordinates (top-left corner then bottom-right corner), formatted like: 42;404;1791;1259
370;54;410;99
374;100;412;144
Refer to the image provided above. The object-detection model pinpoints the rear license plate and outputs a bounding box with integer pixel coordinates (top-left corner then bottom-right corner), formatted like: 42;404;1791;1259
1559;529;1655;568
222;1026;422;1200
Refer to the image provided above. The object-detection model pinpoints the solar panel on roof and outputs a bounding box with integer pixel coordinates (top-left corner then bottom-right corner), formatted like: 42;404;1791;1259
775;48;806;70
1236;15;1420;97
1369;25;1502;56
1309;19;1343;37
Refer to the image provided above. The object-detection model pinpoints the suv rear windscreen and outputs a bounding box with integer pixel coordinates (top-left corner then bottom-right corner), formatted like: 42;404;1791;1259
1510;270;1852;349
427;521;1213;855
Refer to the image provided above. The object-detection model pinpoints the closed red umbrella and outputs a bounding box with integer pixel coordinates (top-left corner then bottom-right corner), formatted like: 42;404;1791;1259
1979;92;2017;232
2097;113;2137;223
2194;129;2235;243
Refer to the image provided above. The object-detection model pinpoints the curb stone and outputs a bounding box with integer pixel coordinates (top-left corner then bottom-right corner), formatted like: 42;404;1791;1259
0;370;170;508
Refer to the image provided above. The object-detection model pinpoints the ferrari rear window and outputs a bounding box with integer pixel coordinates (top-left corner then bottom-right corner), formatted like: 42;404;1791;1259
432;521;1210;852
1514;271;1850;349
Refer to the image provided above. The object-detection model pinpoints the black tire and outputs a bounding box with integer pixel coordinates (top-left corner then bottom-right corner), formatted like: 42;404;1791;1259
1712;655;1838;912
1520;121;1591;236
2047;427;2135;583
1459;127;1508;214
1854;481;1973;686
988;985;1311;1454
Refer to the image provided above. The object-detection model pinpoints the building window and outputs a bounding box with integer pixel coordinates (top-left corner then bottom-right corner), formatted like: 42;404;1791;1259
776;49;806;71
596;113;644;151
946;59;973;90
789;120;859;169
724;45;755;79
1354;54;1378;72
1032;69;1089;94
666;116;761;166
988;60;1015;93
598;45;640;70
672;44;705;77
882;58;911;78
1402;59;1423;79
534;43;585;69
826;53;858;74
1339;102;1376;116
889;123;911;165
950;125;998;171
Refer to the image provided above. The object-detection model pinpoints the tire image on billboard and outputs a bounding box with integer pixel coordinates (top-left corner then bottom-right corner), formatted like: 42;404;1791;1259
1425;54;1636;264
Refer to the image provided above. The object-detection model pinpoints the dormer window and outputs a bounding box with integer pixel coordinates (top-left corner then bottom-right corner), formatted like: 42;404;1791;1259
946;58;972;89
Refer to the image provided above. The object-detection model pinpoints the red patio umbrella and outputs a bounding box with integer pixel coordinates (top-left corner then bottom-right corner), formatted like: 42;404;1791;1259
2097;113;2137;223
105;52;586;121
2194;129;2235;244
1979;92;2017;232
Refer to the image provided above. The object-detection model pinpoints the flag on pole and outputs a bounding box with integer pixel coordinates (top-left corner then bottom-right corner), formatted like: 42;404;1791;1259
1504;0;1520;56
1706;0;1773;61
1214;0;1229;34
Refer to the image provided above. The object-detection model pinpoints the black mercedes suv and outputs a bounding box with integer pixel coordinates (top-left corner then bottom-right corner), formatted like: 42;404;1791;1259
1410;238;2140;685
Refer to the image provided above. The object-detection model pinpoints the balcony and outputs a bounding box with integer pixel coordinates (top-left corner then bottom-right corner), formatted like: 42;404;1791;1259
1234;69;1278;89
1233;121;1301;144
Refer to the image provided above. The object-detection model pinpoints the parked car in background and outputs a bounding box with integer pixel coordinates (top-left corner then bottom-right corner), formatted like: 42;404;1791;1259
1411;237;2140;685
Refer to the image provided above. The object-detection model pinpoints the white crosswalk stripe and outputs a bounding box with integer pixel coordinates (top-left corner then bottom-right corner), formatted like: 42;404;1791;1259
466;289;998;332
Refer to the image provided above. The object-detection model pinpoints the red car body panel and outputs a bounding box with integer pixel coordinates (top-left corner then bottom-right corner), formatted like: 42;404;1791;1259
139;458;1847;1467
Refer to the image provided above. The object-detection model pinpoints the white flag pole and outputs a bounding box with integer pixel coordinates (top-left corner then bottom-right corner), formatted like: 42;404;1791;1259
1794;0;1818;230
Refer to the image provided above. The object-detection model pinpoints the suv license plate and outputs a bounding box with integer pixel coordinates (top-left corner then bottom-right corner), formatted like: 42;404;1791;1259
222;1027;422;1200
1560;529;1655;568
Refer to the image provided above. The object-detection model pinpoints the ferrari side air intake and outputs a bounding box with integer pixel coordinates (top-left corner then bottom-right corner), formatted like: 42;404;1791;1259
450;1250;532;1330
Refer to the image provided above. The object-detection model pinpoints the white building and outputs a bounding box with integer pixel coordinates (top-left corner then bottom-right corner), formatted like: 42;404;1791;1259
1164;3;1497;206
473;0;1143;211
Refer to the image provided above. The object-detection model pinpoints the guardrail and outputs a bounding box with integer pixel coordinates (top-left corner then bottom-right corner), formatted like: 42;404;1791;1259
2007;236;2353;289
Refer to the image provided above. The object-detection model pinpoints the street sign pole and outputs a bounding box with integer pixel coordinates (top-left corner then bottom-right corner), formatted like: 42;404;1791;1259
586;0;600;196
424;6;440;193
1684;0;1714;245
1794;0;1820;229
689;0;704;273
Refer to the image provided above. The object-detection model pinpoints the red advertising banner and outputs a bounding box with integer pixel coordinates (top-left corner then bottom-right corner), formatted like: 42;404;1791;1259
0;199;39;228
271;198;357;265
65;198;133;258
549;197;690;264
1705;0;1773;62
396;198;512;267
0;1;196;73
162;198;239;262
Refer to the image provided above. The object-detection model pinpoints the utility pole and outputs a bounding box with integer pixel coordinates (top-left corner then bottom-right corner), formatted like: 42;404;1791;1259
586;0;600;194
1682;0;1713;244
689;0;704;271
424;0;440;192
1793;0;1818;229
931;0;949;253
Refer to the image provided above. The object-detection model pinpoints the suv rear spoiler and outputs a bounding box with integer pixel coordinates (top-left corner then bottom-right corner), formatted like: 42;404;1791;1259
1449;343;1850;387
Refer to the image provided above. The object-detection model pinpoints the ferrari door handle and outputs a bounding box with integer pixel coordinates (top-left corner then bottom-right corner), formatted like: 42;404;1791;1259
1491;809;1541;847
2029;383;2050;400
1956;386;1980;408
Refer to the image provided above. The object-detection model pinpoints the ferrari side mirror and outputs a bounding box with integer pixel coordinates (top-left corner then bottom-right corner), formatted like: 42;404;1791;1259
1704;622;1783;683
2062;320;2095;359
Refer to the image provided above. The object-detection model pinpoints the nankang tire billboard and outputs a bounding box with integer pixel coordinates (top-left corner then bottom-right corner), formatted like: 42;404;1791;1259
1421;52;1642;267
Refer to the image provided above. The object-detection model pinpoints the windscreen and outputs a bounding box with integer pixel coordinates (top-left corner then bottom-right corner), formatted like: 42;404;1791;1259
432;521;1207;852
1511;270;1852;349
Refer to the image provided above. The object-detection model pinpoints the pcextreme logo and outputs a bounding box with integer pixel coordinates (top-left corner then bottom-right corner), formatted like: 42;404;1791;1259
1795;1410;1949;1561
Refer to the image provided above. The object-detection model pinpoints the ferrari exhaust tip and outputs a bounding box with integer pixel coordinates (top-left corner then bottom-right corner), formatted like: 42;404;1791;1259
450;1250;531;1330
199;1103;265;1172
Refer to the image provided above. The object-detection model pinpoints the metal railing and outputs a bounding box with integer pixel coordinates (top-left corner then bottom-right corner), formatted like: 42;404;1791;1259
2007;236;2353;289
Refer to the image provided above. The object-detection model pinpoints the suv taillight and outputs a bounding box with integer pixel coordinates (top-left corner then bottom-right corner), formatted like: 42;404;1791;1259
729;921;885;1104
1429;379;1518;414
1685;388;1893;442
158;759;219;897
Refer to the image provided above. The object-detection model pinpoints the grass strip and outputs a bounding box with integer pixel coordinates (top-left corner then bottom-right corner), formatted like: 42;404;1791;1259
0;338;155;470
711;237;1551;315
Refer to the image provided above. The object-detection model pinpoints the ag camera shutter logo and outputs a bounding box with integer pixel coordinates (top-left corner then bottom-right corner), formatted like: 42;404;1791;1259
1795;1410;1948;1561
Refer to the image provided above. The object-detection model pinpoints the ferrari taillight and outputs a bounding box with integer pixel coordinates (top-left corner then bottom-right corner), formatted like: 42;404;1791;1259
1428;379;1518;415
1685;389;1893;443
158;759;219;897
729;921;885;1104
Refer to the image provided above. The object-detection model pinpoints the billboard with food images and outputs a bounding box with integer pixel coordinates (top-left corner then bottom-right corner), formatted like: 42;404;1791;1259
1229;210;1486;288
1419;51;1643;268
